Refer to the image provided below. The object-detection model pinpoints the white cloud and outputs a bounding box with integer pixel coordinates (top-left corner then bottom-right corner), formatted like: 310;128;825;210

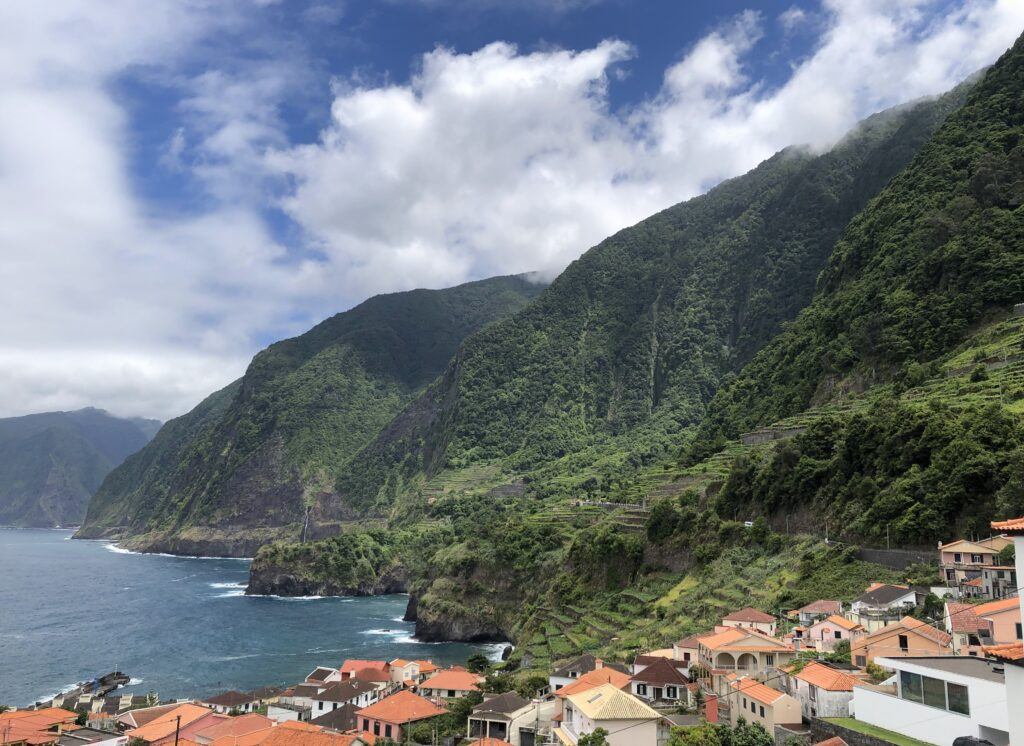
1;0;1022;421
274;0;1024;299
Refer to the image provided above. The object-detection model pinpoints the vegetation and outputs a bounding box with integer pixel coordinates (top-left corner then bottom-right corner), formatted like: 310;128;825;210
823;718;934;746
0;407;157;527
79;275;543;543
668;719;774;746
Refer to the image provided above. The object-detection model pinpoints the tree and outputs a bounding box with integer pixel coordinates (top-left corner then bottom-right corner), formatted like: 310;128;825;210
730;719;774;746
668;723;725;746
578;728;610;746
998;543;1015;565
467;653;491;674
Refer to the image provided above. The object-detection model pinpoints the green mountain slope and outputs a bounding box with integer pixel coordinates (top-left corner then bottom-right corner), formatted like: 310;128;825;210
77;275;544;554
0;408;158;527
330;82;972;516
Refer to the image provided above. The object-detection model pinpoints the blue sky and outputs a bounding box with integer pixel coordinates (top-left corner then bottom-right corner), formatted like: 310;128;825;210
0;0;1021;420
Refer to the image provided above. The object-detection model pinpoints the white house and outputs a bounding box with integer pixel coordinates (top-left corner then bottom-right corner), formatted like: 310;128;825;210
305;666;342;685
553;683;661;746
781;661;859;719
628;657;690;706
807;614;864;652
549;654;613;692
851;656;1009;745
985;516;1024;742
311;680;379;715
848;584;918;631
721;607;777;636
467;691;556;746
796;600;843;625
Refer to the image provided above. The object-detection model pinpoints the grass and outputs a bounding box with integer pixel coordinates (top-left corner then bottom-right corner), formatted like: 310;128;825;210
824;718;936;746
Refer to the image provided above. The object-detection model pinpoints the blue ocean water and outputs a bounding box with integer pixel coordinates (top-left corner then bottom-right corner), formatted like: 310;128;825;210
0;528;501;706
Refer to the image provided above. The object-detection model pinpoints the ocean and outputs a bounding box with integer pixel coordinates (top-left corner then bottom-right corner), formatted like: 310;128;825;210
0;528;502;706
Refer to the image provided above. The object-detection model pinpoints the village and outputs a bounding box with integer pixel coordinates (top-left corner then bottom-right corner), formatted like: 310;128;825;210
4;517;1023;746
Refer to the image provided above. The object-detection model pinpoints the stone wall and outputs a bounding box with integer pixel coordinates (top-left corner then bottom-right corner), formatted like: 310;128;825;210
854;547;935;569
809;718;896;746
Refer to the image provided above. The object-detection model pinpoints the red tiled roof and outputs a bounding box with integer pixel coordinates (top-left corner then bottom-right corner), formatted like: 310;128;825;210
728;679;784;705
946;602;986;634
723;607;775;624
340;660;386;674
798;600;842;615
814;738;849;746
467;740;514;746
991;517;1024;535
355;691;445;724
629;657;689;686
674;633;707;648
419;669;483;692
555;668;632;699
792;662;859;692
974;597;1020;616
984;642;1024;661
350;667;390;683
812;615;862;632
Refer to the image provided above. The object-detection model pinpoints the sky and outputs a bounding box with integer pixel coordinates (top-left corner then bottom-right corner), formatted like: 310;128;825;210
1;0;1022;422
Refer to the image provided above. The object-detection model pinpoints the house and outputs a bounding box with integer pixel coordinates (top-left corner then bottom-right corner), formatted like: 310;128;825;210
671;634;706;674
984;516;1024;742
258;721;367;746
945;601;991;655
310;680;379;715
309;703;360;733
807;615;863;652
418;669;484;700
124;705;218;745
281;685;323;712
115;705;181;731
191;714;273;746
467;692;555;746
721;607;776;636
628;657;690;706
346;667;392;693
553;683;661;746
630;653;684;676
265;703;310;724
200;691;260;714
850;616;952;667
695;627;796;685
0;708;79;746
249;688;283;708
354;690;446;742
548;655;626;692
338;661;386;680
974;596;1022;644
554;667;632;701
847;584;919;631
724;678;801;732
796;600;843;625
938;535;1015;599
851;656;1009;745
305;668;342;686
780;661;859;719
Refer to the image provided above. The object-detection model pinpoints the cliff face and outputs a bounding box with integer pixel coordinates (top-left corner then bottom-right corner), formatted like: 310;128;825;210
248;560;407;597
77;275;543;552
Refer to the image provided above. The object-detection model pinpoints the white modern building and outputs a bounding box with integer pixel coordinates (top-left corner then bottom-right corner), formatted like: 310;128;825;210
851;656;1009;745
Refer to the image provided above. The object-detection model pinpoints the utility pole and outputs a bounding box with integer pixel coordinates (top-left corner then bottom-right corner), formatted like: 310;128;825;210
886;524;890;550
173;715;181;746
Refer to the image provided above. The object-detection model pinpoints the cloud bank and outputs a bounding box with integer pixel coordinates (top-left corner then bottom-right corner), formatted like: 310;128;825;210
1;0;1022;420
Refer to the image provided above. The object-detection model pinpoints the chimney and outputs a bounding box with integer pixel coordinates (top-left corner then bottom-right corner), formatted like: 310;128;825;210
595;658;604;670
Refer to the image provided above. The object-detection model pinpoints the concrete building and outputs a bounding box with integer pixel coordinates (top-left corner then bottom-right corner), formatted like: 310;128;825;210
467;692;554;746
851;656;1009;745
780;661;859;719
724;678;801;732
847;584;919;631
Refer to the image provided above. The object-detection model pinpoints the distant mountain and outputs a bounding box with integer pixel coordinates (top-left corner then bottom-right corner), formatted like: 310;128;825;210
0;408;159;527
77;275;545;554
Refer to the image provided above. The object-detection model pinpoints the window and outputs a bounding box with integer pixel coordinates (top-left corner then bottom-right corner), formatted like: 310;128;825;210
809;685;817;702
372;722;380;736
946;569;956;580
666;687;677;699
318;702;325;711
900;671;923;703
637;684;647;696
385;725;392;739
362;719;369;731
683;652;691;661
448;690;456;698
765;654;775;665
954;553;962;563
855;656;866;667
972;554;982;563
759;705;765;718
750;700;756;713
998;570;1006;579
947;683;970;715
900;671;971;716
834;630;842;640
898;634;909;652
923;676;946;709
1017;623;1022;640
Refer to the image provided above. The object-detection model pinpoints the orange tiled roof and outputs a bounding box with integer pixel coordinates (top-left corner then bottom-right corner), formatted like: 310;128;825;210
698;627;792;652
415;660;438;673
355;690;445;724
984;642;1024;661
467;740;514;746
555;667;631;698
974;597;1020;616
257;723;356;746
420;669;483;692
340;660;386;674
350;667;390;683
793;662;859;692
194;713;273;742
900;616;953;646
127;704;214;743
723;607;775;624
946;602;985;634
991;517;1024;535
813;738;849;746
813;615;861;632
728;679;784;705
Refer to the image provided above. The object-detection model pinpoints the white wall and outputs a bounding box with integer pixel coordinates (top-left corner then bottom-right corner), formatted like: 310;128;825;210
853;686;1008;746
